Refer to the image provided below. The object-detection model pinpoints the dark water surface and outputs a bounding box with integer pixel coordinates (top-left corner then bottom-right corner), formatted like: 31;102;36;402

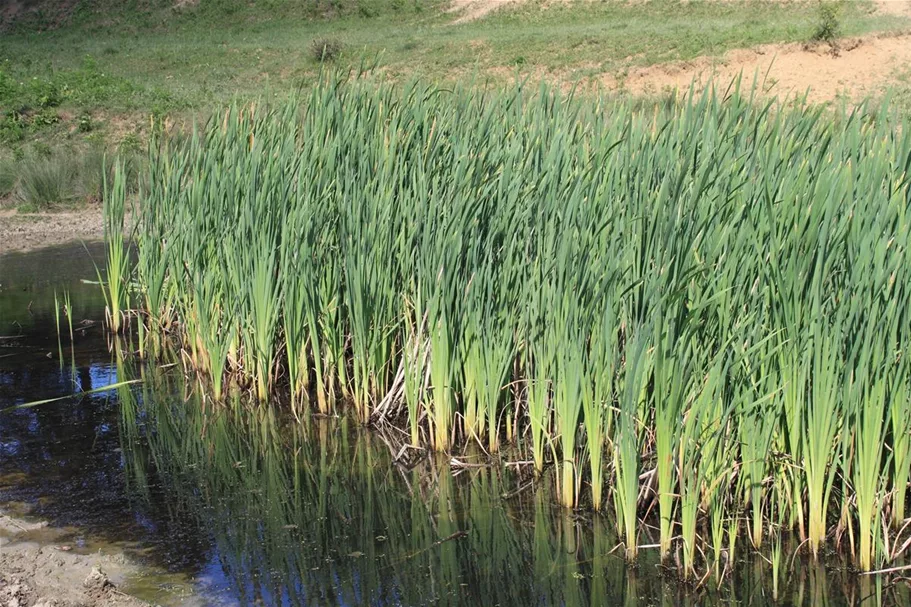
0;243;904;606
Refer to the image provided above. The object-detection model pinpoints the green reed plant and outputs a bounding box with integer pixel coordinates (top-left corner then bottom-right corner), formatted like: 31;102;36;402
653;315;690;559
891;371;911;529
613;328;649;561
770;530;783;601
583;304;617;512
53;290;64;366
62;290;73;346
403;304;427;447
851;352;888;572
119;74;911;579
804;325;843;558
100;160;129;334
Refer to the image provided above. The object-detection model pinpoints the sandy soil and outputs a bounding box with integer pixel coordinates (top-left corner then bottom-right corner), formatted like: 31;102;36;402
0;209;104;255
482;30;911;104
1;514;147;607
613;33;911;104
876;0;911;17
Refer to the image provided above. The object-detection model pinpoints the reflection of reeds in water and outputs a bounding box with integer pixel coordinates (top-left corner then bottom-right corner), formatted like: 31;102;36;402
112;358;908;605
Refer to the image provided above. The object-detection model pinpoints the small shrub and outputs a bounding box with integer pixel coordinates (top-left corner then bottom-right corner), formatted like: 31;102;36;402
32;108;60;127
0;112;26;143
78;113;93;133
812;0;842;44
36;86;62;109
357;0;378;17
310;38;344;63
119;131;142;154
32;141;52;158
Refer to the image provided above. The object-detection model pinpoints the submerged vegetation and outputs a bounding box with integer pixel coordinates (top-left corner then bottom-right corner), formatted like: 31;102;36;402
108;76;911;580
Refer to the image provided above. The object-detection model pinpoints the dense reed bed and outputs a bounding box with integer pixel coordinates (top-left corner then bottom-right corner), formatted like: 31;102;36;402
112;76;911;577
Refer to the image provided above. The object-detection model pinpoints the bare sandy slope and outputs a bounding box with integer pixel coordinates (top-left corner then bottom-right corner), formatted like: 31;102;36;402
447;0;522;23
876;0;911;16
614;34;911;104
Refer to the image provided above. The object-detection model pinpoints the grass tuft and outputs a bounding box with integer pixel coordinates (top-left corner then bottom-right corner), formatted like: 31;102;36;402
14;152;80;209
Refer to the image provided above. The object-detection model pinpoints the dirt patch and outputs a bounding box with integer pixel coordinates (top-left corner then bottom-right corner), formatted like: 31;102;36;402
612;33;911;104
0;208;104;255
447;0;522;23
875;0;911;17
447;0;574;22
1;514;147;607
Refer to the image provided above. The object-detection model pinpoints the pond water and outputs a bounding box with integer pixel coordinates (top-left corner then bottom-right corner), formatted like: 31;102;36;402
0;242;903;606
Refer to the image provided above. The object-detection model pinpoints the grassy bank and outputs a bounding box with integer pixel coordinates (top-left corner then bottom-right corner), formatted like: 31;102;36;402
1;1;906;150
2;0;908;211
104;75;911;580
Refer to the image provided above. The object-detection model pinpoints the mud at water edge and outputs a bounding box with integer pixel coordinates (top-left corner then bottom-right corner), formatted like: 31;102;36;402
0;508;200;607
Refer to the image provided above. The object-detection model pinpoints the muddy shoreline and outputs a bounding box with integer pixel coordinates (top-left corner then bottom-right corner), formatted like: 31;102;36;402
0;209;104;255
1;512;148;607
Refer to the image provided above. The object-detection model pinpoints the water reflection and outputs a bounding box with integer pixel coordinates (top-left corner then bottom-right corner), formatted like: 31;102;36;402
122;364;645;606
0;241;108;333
114;360;898;606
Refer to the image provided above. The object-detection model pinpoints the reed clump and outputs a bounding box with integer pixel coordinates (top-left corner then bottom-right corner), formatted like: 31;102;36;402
113;76;911;578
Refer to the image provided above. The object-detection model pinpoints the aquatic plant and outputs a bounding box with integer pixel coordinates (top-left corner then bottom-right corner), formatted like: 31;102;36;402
112;76;911;577
99;160;129;334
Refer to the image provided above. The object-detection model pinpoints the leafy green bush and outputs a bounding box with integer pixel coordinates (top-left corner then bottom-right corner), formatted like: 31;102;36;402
812;0;842;43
